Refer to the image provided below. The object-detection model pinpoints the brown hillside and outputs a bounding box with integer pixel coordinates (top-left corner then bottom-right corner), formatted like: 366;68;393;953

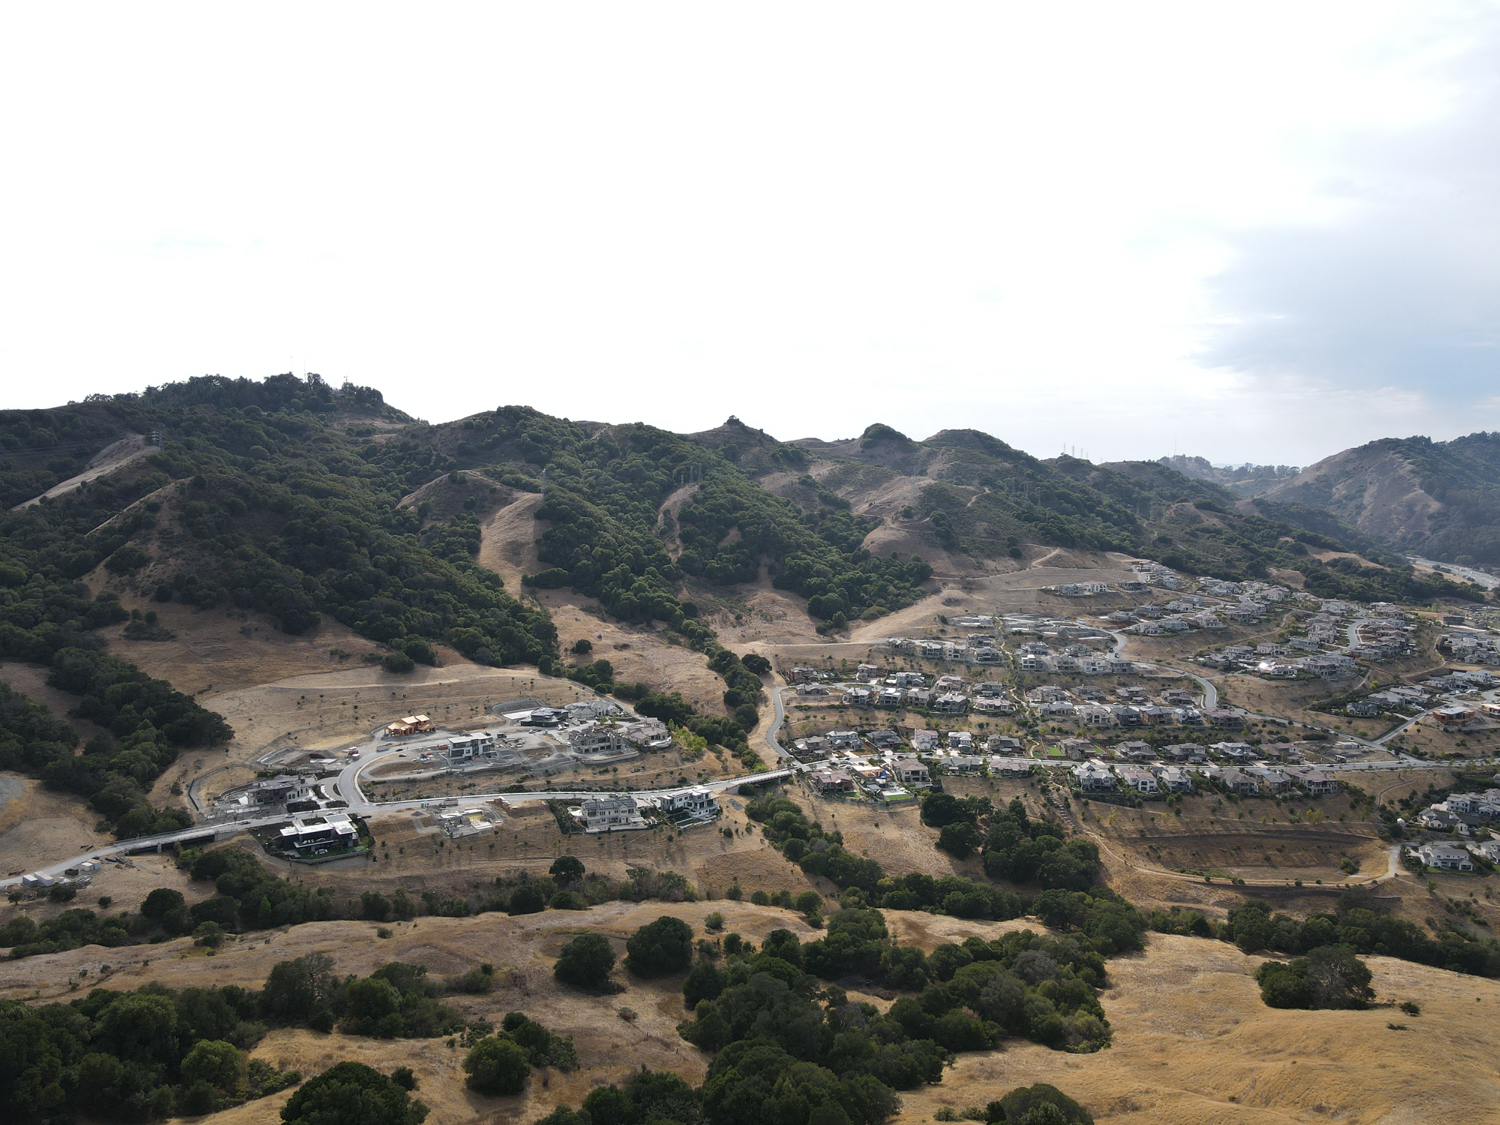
5;904;1497;1125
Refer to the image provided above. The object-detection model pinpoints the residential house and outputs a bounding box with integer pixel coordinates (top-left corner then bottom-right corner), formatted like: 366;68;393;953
893;759;931;788
946;755;985;775
986;735;1025;754
1116;764;1158;793
580;794;646;833
1290;768;1337;796
383;714;434;738
793;736;830;760
1073;761;1116;790
1249;766;1294;795
1057;737;1096;760
1417;842;1474;871
911;729;941;752
811;768;856;795
442;733;498;766
1220;768;1260;796
1434;706;1478;728
991;758;1034;778
567;725;629;757
619;718;672;748
1078;705;1117;729
1206;709;1246;729
1210;741;1254;761
1163;743;1207;764
827;730;862;750
656;787;720;822
1155;765;1193;793
947;730;974;751
866;729;903;751
933;692;969;715
1419;805;1463;831
278;812;358;854
877;687;905;709
246;775;312;807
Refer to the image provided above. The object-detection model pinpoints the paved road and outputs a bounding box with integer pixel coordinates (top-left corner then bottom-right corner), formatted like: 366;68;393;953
0;818;286;888
2;764;801;889
1105;629;1217;709
764;686;792;764
1408;556;1500;589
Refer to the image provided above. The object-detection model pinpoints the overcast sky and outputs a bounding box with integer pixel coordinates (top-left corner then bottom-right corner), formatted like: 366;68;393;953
2;3;1497;467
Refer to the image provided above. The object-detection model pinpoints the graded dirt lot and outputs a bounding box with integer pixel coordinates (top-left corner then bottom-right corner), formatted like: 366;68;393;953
6;901;1499;1125
176;663;597;804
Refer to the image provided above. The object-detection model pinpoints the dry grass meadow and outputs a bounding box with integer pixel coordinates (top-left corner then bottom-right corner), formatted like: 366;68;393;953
4;900;1498;1125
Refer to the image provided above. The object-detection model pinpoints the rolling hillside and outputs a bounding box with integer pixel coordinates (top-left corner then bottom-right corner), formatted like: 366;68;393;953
1261;432;1500;566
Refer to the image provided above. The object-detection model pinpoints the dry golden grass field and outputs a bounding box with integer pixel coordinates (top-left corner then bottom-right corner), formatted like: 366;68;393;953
5;900;1498;1125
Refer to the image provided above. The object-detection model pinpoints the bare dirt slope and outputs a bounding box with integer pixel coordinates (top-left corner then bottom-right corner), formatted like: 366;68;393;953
476;492;726;712
106;598;387;699
179;664;592;803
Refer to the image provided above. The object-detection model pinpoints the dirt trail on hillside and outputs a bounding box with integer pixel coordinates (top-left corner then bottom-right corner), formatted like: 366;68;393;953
9;434;152;510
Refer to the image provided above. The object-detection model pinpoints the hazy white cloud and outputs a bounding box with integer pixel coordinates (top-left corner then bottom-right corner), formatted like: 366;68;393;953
0;3;1496;466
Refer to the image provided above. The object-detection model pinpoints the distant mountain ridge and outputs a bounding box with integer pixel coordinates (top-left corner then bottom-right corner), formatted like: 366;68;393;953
1260;432;1500;566
1156;454;1301;497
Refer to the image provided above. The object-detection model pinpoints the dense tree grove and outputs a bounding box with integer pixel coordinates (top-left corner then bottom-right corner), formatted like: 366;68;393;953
749;795;1141;951
0;850;699;961
0;654;227;837
463;1011;578;1095
1218;892;1500;978
0;946;577;1124
1255;945;1374;1010
0;375;556;684
279;1062;428;1125
0;979;299;1123
626;916;695;978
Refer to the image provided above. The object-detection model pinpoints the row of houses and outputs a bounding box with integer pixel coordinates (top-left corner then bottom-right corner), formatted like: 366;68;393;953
564;717;673;757
1073;760;1336;797
575;786;722;833
868;638;1005;664
1034;699;1244;730
1443;630;1500;665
